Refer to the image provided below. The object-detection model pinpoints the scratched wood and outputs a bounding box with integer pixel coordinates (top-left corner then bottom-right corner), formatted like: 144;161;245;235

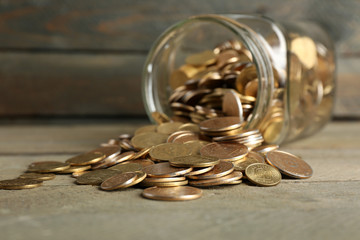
0;120;359;240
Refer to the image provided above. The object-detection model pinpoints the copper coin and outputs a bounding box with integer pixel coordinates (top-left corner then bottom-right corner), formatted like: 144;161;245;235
199;116;242;132
265;150;313;179
0;178;43;190
91;151;136;169
142;176;186;183
121;159;155;167
252;144;279;154
149;143;193;162
131;132;168;150
134;125;157;136
143;162;192;178
142;186;202;201
108;162;143;173
200;142;248;161
212;129;260;142
233;151;265;172
100;172;138;190
132;147;152;159
172;132;199;144
88;146;121;159
185;165;214;176
167;130;193;143
76;169;119;185
27;161;70;173
119;139;136;151
19;173;56;181
60;165;91;173
126;171;147;187
170;155;220;168
222;89;244;122
156;122;184;135
140;180;189;188
245;163;281;187
187;161;234;180
188;171;243;187
72;171;89;178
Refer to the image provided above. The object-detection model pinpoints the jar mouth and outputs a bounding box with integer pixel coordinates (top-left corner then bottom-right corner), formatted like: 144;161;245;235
142;14;275;133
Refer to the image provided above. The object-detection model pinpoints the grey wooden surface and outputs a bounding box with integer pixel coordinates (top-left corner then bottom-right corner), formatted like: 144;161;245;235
0;0;359;117
0;120;359;240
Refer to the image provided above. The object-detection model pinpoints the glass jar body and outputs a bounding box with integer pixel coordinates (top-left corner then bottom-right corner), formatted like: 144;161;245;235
142;14;336;144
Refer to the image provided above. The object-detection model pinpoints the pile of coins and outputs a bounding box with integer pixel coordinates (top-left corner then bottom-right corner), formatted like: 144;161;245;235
0;114;313;201
165;36;334;143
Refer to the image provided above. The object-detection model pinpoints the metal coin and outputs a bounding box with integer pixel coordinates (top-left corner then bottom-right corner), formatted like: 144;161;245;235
134;125;157;136
188;171;243;187
265;150;313;179
199;116;243;132
151;112;171;124
142;176;186;183
76;169;119;185
132;147;152;159
185;165;214;176
100;172;138;190
0;178;43;190
200;142;248;161
178;123;200;133
149;143;193;162
142;186;202;201
143;162;192;178
222;89;244;122
72;171;89;178
91;151;136;169
172;132;199;144
88;146;121;159
252;144;279;154
59;165;91;173
170;155;220;168
27;161;70;173
156;122;184;135
140;180;188;187
131;132;168;150
245;163;281;187
126;171;147;187
233;151;265;172
121;159;155;167
187;161;234;180
184;140;210;155
19;173;56;181
108;162;143;173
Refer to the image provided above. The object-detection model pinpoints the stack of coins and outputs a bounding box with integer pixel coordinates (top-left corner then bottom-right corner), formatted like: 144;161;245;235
1;116;313;203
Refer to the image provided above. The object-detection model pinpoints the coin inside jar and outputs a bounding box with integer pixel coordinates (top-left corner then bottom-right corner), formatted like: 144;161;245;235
142;186;203;201
265;150;313;179
142;162;192;178
200;142;248;161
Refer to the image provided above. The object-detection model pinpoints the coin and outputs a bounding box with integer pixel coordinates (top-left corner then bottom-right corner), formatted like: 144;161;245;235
188;171;243;187
72;171;89;178
76;169;119;185
126;171;147;187
170;155;220;168
140;180;188;187
143;162;192;177
233;151;265;172
142;176;186;183
121;159;155;167
131;132;168;150
151;112;171;124
88;146;121;159
184;140;209;155
132;147;152;159
222;89;244;122
27;161;70;173
108;162;143;173
0;178;43;190
291;36;317;69
59;165;91;173
134;125;157;136
199;116;243;132
149;143;193;162
200;142;248;161
245;163;281;187
265;150;313;179
142;186;202;201
178;123;200;132
91;151;136;169
100;172;138;190
187;161;234;180
156;122;184;135
252;144;279;154
19;173;56;181
185;50;216;66
185;165;214;176
172;132;199;144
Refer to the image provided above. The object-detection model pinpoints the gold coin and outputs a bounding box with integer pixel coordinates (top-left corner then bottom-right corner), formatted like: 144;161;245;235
199;116;243;132
120;159;155;167
233;151;265;172
108;162;143;173
212;129;260;142
134;125;157;136
126;171;147;187
118;139;136;151
185;50;216;66
143;162;192;177
200;142;248;161
131;132;168;150
291;36;317;69
252;144;279;154
0;178;43;190
140;180;188;187
142;186;202;201
149;143;193;162
156;122;183;135
188;171;243;187
244;78;258;97
91;151;136;170
224;179;243;185
184;140;210;155
19;173;56;181
185;165;214;176
142;176;186;183
187;161;234;180
245;163;281;187
72;171;89;178
88;146;121;159
27;161;70;173
265;150;313;179
178;123;200;133
151;112;171;124
170;155;220;168
222;89;244;121
59;165;91;173
76;169;119;185
132;147;152;159
100;172;138;190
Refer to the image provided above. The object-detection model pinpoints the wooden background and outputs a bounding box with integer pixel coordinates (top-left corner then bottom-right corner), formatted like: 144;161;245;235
0;0;359;118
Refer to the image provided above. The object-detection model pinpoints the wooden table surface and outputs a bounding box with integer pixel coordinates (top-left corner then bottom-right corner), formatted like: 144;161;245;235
1;119;359;240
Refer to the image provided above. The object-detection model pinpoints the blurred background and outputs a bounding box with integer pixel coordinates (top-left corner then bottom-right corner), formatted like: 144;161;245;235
0;0;358;120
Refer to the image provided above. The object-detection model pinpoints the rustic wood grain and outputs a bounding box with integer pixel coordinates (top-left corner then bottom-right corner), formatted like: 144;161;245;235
0;0;358;54
0;120;359;240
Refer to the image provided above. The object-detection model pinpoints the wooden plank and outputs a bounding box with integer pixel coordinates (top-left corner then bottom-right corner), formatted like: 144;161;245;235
0;0;358;54
0;52;359;117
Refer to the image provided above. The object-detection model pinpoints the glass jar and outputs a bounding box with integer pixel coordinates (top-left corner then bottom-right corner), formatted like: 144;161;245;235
142;14;336;144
